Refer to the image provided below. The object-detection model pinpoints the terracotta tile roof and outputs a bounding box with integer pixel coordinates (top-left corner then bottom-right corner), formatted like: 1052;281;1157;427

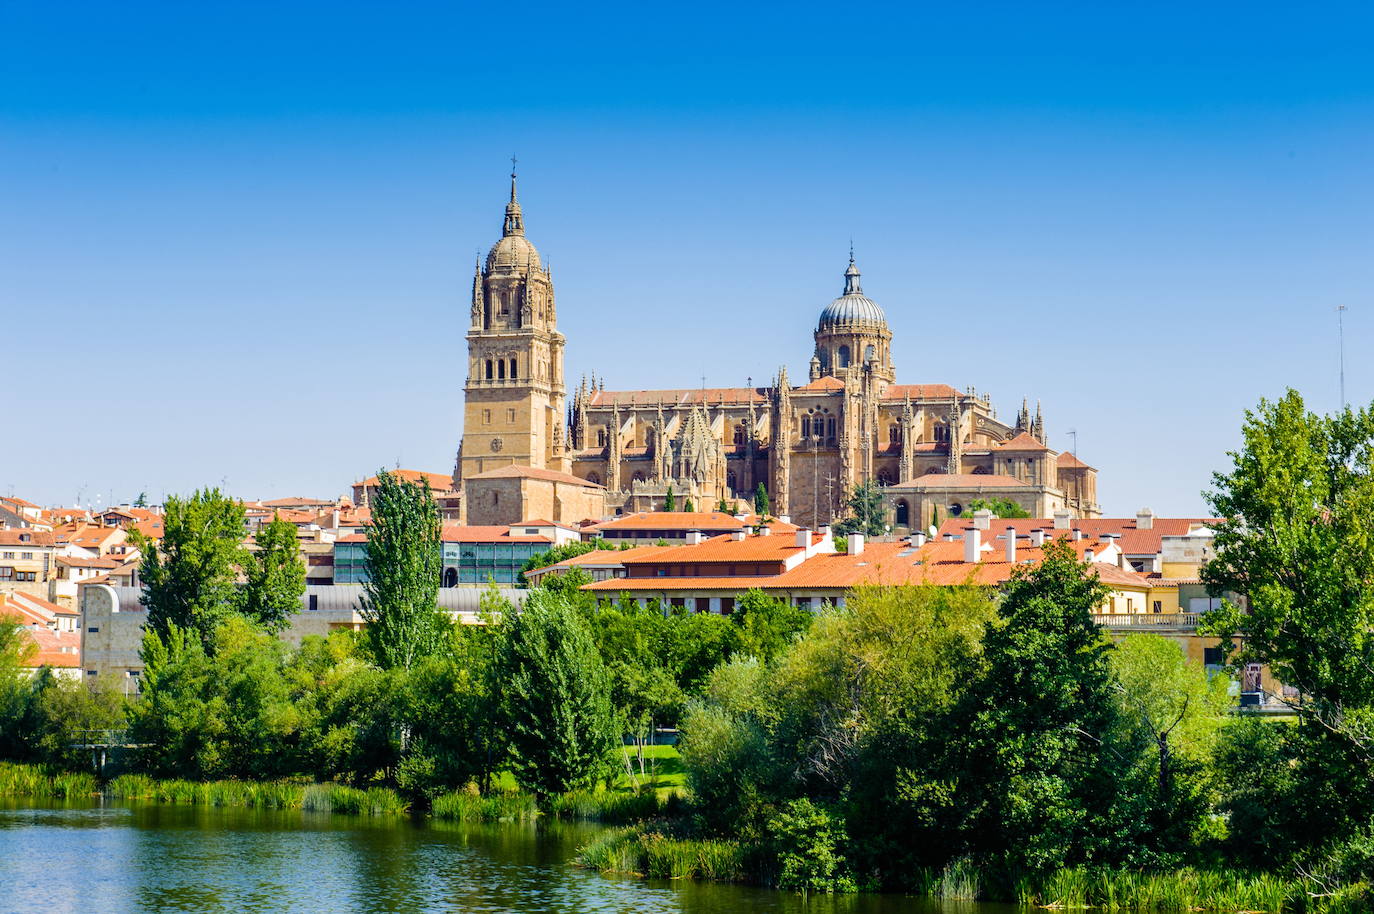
936;517;1220;557
797;377;845;391
589;387;769;407
440;524;554;544
514;519;582;531
0;530;55;547
56;555;120;569
592;512;778;533
467;465;606;488
542;544;678;570
993;432;1049;452
584;536;1152;593
24;626;81;668
617;531;822;565
893;473;1029;489
262;496;336;508
355;469;456;492
1056;451;1093;469
132;518;165;539
7;591;78;617
882;384;961;400
336;533;368;543
0;495;40;510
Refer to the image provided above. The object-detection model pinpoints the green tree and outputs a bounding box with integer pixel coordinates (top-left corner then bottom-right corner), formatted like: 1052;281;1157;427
833;480;886;536
134;492;148;507
731;589;812;664
954;537;1121;874
966;497;1030;518
754;482;770;518
664;485;676;511
31;677;129;770
131;488;248;646
0;617;38;759
521;540;599;577
495;588;618;801
1108;633;1233;862
683;497;696;512
359;469;449;670
242;514;306;632
1203;390;1374;844
717;498;731;513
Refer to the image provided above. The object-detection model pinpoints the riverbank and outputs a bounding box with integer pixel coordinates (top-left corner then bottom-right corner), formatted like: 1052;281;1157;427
0;760;677;824
575;825;1349;913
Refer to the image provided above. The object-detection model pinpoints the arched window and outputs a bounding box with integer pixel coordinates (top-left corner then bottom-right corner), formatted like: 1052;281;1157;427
826;416;836;441
865;344;875;363
889;425;901;444
500;292;509;314
727;469;737;491
895;499;910;527
443;567;458;588
972;465;990;475
877;469;893;487
586;472;601;486
597;429;607;447
498;360;506;380
801;416;812;438
632;472;646;483
509;358;517;379
838;345;850;367
485;360;493;380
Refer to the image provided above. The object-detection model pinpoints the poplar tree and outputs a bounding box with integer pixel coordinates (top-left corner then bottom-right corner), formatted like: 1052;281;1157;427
495;587;618;801
754;482;770;518
359;470;449;670
242;514;306;632
683;497;696;512
664;485;676;511
133;488;248;646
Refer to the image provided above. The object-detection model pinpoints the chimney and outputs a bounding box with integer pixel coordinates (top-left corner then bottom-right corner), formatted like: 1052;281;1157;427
730;530;745;541
759;526;772;536
778;514;791;525
1029;529;1046;547
850;533;865;556
1005;527;1017;563
963;529;981;563
972;509;992;530
1053;510;1071;530
1074;529;1084;541
685;530;703;545
1085;547;1095;562
796;529;812;549
1136;507;1154;530
910;532;927;548
331;509;340;529
818;524;832;539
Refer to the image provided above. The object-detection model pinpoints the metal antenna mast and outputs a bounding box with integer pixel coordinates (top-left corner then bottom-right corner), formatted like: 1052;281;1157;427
1338;305;1348;409
1067;428;1078;455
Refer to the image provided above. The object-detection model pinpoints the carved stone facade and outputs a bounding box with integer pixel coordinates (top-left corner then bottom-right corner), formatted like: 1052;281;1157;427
456;176;1101;530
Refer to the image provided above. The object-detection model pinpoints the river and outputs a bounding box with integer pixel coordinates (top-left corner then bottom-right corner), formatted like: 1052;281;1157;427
0;801;1019;914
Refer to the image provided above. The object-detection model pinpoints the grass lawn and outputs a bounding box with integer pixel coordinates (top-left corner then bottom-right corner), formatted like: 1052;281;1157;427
489;744;686;795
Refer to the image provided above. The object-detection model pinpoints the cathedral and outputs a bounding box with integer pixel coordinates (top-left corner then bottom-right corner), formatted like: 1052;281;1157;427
455;173;1100;531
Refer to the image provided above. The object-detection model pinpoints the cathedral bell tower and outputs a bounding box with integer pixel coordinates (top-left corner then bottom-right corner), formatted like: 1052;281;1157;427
456;167;569;486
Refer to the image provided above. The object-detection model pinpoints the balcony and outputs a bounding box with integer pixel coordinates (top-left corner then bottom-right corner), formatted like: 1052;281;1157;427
1094;612;1201;630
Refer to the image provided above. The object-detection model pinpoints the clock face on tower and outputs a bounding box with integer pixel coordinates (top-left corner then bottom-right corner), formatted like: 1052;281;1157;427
490;438;504;452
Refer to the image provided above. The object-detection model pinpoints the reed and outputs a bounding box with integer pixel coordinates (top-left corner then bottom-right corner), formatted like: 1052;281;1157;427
549;789;667;823
104;775;406;816
0;762;98;798
430;789;538;823
1028;866;1298;912
935;857;981;901
575;827;746;882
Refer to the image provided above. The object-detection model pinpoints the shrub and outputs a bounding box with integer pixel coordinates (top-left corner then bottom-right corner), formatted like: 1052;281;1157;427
767;798;856;893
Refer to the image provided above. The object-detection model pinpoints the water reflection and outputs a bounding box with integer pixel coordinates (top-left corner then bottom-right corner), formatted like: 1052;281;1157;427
0;802;1014;914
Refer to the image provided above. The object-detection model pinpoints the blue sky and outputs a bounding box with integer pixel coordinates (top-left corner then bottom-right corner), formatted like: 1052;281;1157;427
4;2;1372;515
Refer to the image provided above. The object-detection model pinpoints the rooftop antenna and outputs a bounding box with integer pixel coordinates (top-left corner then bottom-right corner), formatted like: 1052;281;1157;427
1067;428;1078;455
1338;305;1348;409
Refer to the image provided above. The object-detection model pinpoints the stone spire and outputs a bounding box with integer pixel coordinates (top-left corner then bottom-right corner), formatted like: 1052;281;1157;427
607;399;623;491
503;162;524;237
1032;400;1044;442
470;258;484;330
899;394;915;483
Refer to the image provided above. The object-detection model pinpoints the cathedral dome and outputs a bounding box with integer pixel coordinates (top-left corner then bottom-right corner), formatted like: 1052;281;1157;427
818;257;886;329
487;233;541;272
